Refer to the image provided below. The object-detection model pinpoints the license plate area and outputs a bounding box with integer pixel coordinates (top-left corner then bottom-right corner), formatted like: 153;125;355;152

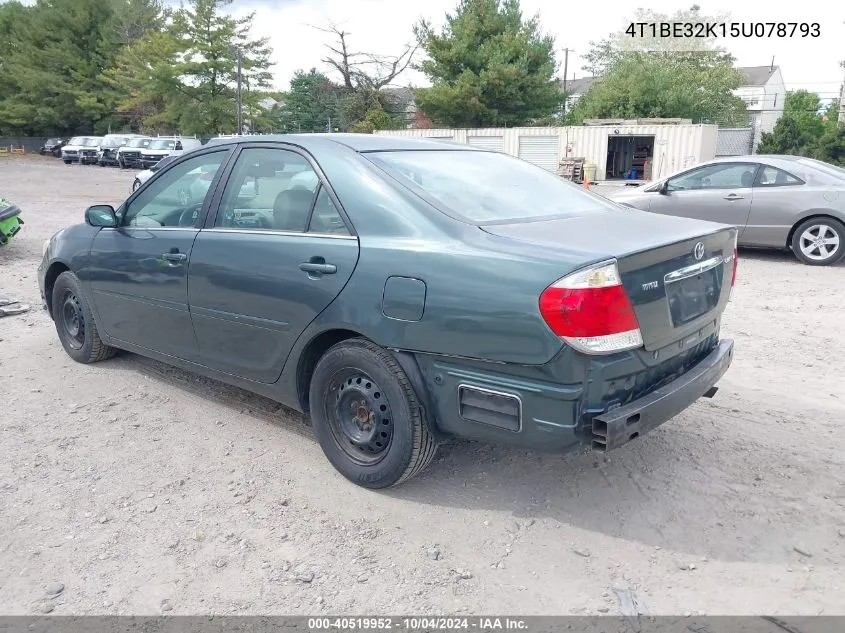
666;267;721;327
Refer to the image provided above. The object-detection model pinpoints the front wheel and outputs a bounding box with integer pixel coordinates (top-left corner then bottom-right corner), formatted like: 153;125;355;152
132;179;141;192
791;218;845;266
309;338;438;489
51;271;117;364
63;160;71;165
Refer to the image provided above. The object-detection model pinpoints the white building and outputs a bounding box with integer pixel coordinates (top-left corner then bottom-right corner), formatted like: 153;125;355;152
733;65;785;150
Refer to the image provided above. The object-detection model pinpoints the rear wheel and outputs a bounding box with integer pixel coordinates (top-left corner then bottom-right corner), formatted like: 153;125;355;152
309;338;437;489
51;271;117;364
791;218;845;266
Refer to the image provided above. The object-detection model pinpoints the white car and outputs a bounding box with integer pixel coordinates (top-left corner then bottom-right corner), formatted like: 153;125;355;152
139;137;203;169
61;136;95;164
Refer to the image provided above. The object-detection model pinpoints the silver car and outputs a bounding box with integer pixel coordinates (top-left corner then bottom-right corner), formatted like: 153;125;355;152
610;155;845;266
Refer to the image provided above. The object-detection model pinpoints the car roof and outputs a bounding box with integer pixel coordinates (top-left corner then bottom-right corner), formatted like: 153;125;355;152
205;133;480;153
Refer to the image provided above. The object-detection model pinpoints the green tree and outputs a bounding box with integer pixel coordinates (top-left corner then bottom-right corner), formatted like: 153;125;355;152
567;54;747;125
168;0;273;135
278;69;339;132
758;91;825;155
0;0;119;135
572;5;746;125
414;0;562;127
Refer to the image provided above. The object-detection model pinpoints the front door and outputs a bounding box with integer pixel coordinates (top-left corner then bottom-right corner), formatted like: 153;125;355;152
649;162;758;235
188;145;360;383
86;149;231;361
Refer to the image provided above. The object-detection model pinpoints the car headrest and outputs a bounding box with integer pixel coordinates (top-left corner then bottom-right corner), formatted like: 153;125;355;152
741;171;754;187
273;188;314;232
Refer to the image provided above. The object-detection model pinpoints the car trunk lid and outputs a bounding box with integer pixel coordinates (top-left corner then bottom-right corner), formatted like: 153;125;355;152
481;209;737;352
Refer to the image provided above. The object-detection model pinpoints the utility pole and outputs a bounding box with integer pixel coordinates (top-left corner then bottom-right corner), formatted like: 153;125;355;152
839;77;845;127
561;48;572;117
236;47;243;134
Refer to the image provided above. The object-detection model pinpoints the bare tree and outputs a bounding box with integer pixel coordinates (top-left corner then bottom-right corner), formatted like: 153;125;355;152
314;24;417;92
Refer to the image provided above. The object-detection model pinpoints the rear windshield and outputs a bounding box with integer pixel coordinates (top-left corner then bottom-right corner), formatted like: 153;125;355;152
149;139;176;150
797;157;845;180
126;138;152;148
369;150;613;224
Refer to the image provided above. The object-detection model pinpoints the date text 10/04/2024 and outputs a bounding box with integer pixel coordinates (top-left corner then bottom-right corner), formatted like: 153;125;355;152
625;22;820;39
307;618;528;631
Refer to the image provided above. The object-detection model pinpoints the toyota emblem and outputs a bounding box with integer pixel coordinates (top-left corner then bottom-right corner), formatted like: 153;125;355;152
693;242;705;260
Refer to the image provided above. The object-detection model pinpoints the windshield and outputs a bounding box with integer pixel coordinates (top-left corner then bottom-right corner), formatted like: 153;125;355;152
101;137;127;148
798;157;845;180
46;138;61;144
67;137;86;145
126;138;152;148
369;150;613;224
149;139;176;150
82;138;101;147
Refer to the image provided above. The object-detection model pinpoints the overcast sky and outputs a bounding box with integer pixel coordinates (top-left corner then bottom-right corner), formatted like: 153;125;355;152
3;0;843;103
229;0;844;104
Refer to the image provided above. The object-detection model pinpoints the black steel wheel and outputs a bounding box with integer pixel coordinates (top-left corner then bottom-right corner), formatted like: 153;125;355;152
51;271;117;364
329;371;395;465
309;338;438;489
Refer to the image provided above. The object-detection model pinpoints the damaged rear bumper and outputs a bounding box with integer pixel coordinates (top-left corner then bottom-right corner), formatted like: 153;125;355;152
592;338;734;452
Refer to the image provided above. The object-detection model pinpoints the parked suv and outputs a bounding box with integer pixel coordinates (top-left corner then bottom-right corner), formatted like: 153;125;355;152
97;134;140;167
139;137;203;168
78;137;104;165
39;138;66;157
61;136;95;164
117;137;153;169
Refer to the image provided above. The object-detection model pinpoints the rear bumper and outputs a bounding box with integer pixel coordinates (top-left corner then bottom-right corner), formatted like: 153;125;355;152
591;339;733;451
415;335;733;453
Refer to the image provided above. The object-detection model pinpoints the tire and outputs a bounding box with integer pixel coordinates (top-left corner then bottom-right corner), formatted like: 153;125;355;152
51;271;117;364
132;179;141;192
309;338;438;489
791;217;845;266
63;160;71;165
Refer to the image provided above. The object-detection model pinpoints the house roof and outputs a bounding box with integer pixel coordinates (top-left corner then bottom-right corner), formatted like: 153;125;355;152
738;66;779;86
562;76;598;95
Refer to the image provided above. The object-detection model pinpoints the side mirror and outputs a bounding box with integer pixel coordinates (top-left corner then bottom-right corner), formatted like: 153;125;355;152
659;181;670;195
86;205;117;227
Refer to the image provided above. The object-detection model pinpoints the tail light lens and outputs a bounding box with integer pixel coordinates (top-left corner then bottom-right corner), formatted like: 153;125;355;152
539;260;643;355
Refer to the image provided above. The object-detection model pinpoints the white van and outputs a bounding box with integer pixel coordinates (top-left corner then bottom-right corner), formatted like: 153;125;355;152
139;137;203;168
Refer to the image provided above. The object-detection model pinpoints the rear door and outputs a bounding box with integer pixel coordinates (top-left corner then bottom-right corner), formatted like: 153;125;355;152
187;144;360;383
648;162;758;235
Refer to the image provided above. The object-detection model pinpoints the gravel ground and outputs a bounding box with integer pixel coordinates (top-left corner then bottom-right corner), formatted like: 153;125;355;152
1;157;844;616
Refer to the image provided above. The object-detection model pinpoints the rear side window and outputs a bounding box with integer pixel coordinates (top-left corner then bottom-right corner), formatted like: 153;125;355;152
756;166;803;187
369;150;613;224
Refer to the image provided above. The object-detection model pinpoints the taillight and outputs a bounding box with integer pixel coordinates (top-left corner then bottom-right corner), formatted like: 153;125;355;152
539;260;643;355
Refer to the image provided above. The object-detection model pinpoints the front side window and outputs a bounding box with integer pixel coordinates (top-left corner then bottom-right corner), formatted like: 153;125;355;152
756;166;803;187
667;163;757;191
214;147;320;232
369;150;614;224
122;151;227;228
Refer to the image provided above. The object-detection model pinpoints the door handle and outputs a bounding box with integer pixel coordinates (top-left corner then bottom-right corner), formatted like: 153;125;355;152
723;194;744;201
299;257;337;275
162;252;187;262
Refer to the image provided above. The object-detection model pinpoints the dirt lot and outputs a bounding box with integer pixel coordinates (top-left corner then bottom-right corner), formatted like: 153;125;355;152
1;157;844;617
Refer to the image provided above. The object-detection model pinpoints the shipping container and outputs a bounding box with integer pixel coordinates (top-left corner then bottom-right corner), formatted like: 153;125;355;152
376;124;719;181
